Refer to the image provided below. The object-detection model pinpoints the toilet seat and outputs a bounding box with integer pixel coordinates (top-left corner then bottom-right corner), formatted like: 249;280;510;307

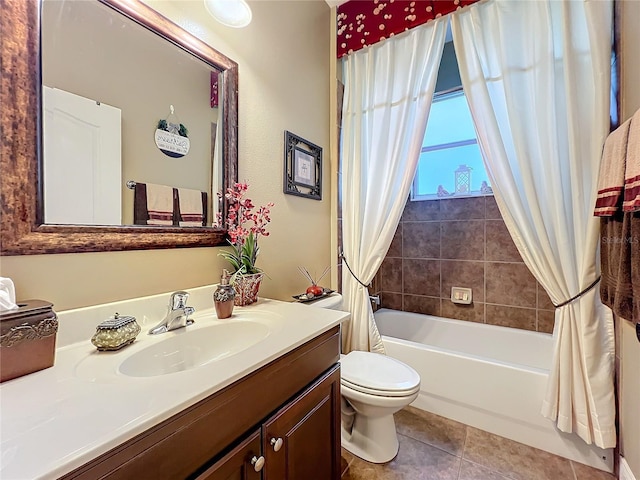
340;351;420;397
341;378;420;397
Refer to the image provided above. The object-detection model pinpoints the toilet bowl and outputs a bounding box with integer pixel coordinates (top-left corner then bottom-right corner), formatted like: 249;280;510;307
307;294;421;463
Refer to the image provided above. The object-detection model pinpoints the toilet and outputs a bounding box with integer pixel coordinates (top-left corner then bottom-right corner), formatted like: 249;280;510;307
307;293;421;463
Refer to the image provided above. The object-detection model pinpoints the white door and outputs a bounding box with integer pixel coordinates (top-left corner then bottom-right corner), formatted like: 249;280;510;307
43;86;122;225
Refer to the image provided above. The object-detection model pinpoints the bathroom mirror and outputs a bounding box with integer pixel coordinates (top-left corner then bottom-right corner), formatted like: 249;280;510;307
0;0;238;255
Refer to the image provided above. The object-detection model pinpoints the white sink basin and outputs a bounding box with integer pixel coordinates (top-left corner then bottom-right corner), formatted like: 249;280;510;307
119;321;270;377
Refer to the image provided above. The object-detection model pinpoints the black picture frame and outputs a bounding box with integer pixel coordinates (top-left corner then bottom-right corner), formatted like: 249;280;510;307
284;131;322;200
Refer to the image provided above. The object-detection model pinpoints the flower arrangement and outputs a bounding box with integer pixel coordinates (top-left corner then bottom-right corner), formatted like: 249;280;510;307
218;182;274;283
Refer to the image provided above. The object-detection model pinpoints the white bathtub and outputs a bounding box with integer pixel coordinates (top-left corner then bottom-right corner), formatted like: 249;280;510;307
374;308;613;472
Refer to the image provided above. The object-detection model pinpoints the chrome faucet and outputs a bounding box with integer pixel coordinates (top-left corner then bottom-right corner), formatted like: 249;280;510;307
148;291;195;335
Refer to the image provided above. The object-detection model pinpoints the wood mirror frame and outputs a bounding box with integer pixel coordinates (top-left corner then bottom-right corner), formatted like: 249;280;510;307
0;0;238;255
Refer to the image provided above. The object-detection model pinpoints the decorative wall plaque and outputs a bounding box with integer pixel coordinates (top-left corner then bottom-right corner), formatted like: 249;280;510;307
154;105;190;158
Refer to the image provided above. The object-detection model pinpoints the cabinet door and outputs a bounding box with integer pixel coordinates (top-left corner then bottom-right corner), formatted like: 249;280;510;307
195;429;263;480
262;365;341;480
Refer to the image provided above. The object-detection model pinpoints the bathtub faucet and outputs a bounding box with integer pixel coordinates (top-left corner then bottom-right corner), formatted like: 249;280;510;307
369;295;380;306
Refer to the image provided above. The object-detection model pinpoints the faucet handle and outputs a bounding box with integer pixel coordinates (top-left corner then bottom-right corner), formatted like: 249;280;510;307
169;291;189;309
184;306;196;327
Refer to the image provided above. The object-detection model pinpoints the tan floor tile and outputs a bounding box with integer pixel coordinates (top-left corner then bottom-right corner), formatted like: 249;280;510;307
341;447;354;477
463;427;574;480
459;460;512;480
571;461;616;480
342;434;460;480
395;406;467;456
342;447;354;462
341;456;350;477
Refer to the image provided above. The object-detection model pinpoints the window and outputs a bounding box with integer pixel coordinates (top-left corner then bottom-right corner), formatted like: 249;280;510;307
411;90;492;201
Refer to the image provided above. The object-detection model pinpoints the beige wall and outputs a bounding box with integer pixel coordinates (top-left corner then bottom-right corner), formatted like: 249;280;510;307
42;0;218;225
0;0;332;311
619;1;640;477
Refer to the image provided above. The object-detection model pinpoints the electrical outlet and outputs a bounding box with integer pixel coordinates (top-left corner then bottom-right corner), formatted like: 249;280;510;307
451;287;472;305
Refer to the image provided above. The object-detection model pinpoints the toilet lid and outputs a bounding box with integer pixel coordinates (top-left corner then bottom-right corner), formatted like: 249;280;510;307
340;351;420;395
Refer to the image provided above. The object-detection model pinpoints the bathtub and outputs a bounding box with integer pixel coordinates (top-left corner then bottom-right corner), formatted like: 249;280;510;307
374;308;613;472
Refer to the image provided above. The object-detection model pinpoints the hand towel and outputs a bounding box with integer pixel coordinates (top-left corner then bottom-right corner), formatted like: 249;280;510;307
594;119;631;216
600;211;640;323
623;108;640;212
146;183;174;225
178;188;204;227
0;277;18;312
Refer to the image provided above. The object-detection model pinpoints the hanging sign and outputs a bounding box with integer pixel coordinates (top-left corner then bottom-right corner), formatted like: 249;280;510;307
155;105;190;158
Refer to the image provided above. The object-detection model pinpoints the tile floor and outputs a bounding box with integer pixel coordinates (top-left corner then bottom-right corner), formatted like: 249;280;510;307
340;407;616;480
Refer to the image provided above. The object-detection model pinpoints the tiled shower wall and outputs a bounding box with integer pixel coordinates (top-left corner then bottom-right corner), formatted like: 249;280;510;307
370;196;556;334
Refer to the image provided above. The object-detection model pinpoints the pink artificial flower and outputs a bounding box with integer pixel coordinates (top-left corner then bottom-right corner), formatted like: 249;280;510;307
217;183;274;248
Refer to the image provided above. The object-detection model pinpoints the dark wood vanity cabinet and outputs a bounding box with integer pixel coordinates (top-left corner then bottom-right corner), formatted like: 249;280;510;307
197;366;341;480
60;327;341;480
262;366;340;480
194;430;262;480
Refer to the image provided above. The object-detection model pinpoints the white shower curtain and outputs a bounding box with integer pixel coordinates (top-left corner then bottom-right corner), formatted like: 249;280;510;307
340;19;447;354
452;0;615;448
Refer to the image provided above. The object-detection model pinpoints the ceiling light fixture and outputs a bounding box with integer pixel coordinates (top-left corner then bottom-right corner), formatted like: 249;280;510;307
204;0;252;28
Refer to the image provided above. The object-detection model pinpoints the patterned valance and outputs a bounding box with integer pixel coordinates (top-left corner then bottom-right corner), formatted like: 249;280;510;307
337;0;481;58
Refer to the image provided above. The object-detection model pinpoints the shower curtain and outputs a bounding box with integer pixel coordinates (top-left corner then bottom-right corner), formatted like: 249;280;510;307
452;0;615;448
340;18;447;354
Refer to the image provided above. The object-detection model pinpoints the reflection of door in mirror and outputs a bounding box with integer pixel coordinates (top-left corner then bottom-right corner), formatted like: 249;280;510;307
41;0;223;227
43;87;122;225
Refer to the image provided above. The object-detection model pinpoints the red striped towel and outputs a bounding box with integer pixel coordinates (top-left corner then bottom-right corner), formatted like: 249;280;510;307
146;183;174;225
623;109;640;212
594;119;632;217
178;188;204;227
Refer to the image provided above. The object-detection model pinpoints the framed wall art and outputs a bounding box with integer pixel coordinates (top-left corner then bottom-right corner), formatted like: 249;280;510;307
283;131;322;200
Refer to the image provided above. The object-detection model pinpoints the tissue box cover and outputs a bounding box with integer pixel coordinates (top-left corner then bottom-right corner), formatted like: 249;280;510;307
0;300;58;382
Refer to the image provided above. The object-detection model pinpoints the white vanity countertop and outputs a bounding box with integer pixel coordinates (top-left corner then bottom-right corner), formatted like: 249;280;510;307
0;287;349;480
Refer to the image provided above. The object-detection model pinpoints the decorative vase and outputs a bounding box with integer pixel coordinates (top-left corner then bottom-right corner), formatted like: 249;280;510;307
233;272;264;306
213;270;235;319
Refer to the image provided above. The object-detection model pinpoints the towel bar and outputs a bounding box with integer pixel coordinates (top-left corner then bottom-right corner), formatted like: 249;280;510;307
126;180;136;189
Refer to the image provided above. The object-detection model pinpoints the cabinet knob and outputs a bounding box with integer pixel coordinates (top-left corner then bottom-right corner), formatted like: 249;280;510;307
270;437;283;452
250;456;265;472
